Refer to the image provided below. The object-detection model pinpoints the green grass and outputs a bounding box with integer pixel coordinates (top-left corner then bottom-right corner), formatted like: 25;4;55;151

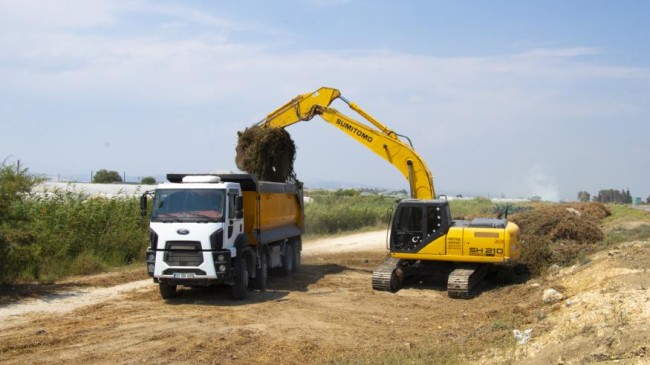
601;204;650;245
304;191;395;235
604;204;650;224
449;197;498;219
304;192;530;236
0;189;148;284
0;161;541;285
605;224;650;245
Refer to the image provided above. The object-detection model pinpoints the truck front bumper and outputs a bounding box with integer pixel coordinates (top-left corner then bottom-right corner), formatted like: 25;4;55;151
147;249;231;284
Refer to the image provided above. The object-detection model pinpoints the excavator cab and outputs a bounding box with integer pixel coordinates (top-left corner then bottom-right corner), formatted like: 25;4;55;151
391;200;452;253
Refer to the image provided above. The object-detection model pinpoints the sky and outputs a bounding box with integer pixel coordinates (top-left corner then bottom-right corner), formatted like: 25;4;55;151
1;0;648;201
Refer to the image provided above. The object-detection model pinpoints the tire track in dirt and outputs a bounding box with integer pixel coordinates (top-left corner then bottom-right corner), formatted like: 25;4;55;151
0;230;386;326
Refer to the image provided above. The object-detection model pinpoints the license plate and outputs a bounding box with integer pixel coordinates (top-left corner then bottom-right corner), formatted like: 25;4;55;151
172;273;195;279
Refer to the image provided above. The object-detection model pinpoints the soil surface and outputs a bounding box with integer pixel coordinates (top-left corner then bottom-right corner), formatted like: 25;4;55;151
0;230;648;364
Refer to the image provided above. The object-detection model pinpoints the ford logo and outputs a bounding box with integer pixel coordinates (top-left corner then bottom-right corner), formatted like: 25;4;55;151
177;229;190;235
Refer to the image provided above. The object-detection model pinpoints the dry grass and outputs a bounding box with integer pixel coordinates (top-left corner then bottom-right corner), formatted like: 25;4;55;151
509;202;610;276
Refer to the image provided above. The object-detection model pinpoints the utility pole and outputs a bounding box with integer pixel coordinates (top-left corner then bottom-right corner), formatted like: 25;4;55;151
16;160;20;173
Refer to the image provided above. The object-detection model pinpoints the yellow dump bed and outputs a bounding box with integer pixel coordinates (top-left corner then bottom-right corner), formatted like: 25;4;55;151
218;175;304;246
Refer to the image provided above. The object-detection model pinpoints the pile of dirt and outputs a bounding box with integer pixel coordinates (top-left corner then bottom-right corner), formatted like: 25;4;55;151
564;201;611;220
235;126;297;183
509;202;610;276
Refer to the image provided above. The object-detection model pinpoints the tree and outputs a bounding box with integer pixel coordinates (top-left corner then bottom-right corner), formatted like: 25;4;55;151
92;169;122;183
577;191;590;202
334;188;360;197
593;189;630;204
0;160;43;221
140;176;157;185
0;160;44;283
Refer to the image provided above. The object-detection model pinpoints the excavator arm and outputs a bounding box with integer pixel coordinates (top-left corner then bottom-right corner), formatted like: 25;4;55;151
249;87;435;200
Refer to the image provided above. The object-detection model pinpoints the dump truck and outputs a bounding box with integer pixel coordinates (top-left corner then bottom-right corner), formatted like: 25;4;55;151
239;87;521;298
140;173;304;300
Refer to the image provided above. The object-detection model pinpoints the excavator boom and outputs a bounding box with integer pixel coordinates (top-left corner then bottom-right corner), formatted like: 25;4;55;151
251;87;434;199
242;87;521;299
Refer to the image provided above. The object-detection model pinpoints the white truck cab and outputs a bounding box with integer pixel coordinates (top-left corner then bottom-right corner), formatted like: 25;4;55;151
141;173;303;300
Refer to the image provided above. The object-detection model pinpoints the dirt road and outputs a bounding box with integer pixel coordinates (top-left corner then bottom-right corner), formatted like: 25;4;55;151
1;230;648;364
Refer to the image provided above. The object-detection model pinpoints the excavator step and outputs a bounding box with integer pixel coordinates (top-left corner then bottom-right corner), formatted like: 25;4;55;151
372;257;403;292
447;264;488;299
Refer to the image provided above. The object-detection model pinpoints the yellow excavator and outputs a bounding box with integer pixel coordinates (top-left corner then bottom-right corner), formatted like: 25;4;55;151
239;87;521;298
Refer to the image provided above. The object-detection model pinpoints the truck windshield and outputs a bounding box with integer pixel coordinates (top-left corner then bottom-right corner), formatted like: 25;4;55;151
151;189;225;222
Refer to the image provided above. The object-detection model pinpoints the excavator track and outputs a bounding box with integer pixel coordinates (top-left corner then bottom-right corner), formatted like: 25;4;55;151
447;264;488;299
372;257;403;292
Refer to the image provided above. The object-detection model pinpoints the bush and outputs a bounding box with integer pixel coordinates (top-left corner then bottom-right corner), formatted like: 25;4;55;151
18;192;147;282
0;160;44;282
93;169;123;183
449;197;496;219
0;161;148;283
140;176;157;185
509;202;609;276
304;192;394;235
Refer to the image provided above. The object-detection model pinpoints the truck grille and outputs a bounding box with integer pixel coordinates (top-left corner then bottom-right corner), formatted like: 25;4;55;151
164;241;204;267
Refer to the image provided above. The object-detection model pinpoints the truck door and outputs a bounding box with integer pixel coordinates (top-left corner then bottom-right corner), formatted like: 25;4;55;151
227;189;243;241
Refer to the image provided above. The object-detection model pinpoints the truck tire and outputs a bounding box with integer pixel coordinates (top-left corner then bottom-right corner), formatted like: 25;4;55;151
159;282;177;299
280;242;294;276
231;256;249;300
252;250;268;290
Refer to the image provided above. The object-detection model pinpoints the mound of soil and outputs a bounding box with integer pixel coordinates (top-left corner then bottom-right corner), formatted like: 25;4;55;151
509;202;609;276
235;126;297;183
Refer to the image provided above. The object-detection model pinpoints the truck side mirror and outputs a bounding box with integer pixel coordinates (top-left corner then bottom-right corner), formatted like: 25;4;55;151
235;196;244;219
140;194;148;217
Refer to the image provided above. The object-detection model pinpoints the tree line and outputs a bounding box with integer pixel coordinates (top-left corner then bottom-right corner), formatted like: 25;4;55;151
92;169;156;184
577;189;647;204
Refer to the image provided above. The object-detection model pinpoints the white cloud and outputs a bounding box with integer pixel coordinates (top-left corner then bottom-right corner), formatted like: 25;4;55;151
0;0;119;29
1;0;647;115
303;0;352;8
1;1;649;199
519;47;601;58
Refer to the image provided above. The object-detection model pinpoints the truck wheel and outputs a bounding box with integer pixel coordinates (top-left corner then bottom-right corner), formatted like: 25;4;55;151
252;250;268;290
292;238;301;272
159;282;177;299
231;256;249;300
280;242;294;276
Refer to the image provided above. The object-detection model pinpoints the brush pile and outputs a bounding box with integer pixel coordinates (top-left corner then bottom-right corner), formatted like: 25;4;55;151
509;202;610;276
235;126;297;183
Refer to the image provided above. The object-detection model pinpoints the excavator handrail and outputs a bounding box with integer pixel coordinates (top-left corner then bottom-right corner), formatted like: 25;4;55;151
252;87;435;199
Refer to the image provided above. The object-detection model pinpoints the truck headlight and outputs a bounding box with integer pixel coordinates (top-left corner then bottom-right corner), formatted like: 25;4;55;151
147;253;155;262
147;263;155;274
217;254;225;262
218;264;226;272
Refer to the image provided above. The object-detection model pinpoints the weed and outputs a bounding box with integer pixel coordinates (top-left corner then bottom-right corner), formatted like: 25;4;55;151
0;167;148;284
604;224;650;245
611;302;630;327
331;343;465;365
304;193;394;234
